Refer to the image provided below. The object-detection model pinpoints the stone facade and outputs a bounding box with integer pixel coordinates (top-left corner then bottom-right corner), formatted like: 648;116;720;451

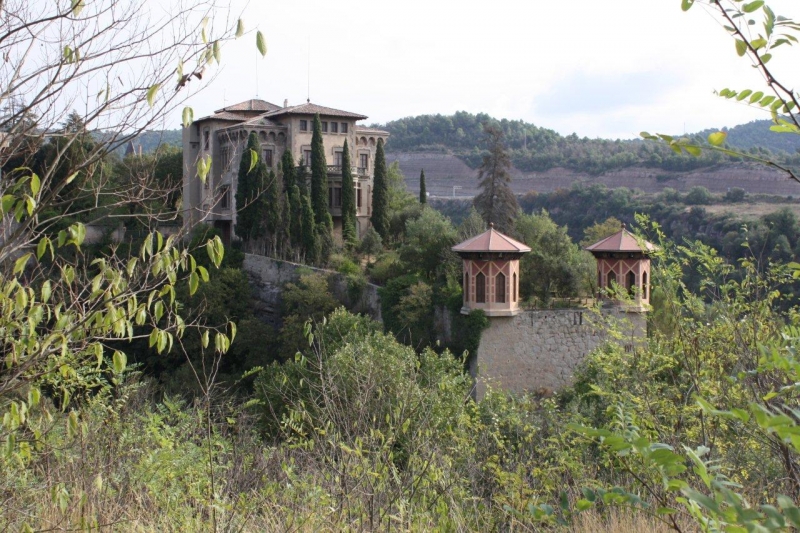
182;99;389;244
472;307;646;399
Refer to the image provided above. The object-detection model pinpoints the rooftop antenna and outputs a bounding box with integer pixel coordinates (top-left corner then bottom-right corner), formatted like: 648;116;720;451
307;34;311;103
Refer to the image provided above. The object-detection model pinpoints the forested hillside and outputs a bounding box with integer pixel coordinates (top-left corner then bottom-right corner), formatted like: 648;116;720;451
377;112;800;176
695;118;800;154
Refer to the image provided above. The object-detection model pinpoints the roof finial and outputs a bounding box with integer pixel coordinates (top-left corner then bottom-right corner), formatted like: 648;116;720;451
489;222;494;229
622;222;627;231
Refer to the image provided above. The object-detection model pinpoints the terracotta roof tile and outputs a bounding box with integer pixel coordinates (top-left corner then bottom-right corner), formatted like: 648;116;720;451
194;111;252;123
215;99;280;113
452;226;531;253
585;229;656;253
262;102;368;120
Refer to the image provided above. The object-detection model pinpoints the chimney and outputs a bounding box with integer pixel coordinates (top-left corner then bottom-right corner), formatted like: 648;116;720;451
283;99;288;108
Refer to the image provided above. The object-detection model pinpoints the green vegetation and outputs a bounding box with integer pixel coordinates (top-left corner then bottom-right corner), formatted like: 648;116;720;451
371;138;389;238
8;0;800;531
473;123;520;233
234;133;268;247
419;168;427;204
311;114;333;235
340;139;357;245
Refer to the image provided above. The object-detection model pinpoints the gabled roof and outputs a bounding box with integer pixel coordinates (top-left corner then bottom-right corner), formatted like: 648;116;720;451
452;225;531;254
262;102;368;120
194;111;254;123
585;229;656;253
223;115;284;129
215;99;280;113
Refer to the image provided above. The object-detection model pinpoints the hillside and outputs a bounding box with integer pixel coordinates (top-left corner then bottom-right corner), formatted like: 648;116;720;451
378;112;800;198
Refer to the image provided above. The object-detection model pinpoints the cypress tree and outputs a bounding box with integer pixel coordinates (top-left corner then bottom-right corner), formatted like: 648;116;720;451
310;114;333;233
234;133;266;248
419;169;427;204
264;168;280;254
370;138;389;238
340;139;357;245
281;150;303;250
289;183;304;258
301;193;318;264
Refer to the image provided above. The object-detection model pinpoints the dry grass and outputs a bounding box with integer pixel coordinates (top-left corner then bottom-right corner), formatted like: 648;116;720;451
571;510;681;533
701;202;800;218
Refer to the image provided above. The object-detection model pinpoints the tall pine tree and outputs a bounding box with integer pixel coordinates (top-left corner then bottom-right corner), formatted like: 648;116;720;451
419;169;427;204
370;137;389;238
473;124;519;234
310;114;332;233
234;133;267;249
340;139;357;245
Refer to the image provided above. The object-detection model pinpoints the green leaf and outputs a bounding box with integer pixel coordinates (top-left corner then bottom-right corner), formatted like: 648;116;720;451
256;31;267;57
742;0;764;13
112;351;127;373
760;95;776;106
71;0;85;16
248;149;258;173
708;131;727;146
213;41;221;64
14;253;32;274
189;271;199;295
684;145;702;157
750;91;765;103
146;84;160;108
64;171;79;184
735;39;748;56
201;330;210;349
751;38;768;49
761;53;772;63
681;0;694;11
182;107;193;128
236;19;244;38
31;173;41;196
736;89;753;101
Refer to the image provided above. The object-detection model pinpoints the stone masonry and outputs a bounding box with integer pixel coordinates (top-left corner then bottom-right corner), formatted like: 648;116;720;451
473;307;646;399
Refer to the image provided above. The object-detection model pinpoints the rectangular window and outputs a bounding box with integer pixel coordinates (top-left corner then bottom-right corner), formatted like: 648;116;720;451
330;122;338;133
334;151;343;167
321;121;328;133
304;150;312;166
328;186;342;208
299;120;308;131
203;129;210;151
264;148;273;168
220;146;230;173
360;153;368;169
356;186;362;208
341;123;348;134
220;186;230;209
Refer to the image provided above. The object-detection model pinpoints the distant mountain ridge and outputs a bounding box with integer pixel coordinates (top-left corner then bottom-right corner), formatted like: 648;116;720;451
694;119;800;154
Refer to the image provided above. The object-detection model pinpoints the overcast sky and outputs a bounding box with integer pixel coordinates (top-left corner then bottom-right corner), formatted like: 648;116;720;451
181;0;799;140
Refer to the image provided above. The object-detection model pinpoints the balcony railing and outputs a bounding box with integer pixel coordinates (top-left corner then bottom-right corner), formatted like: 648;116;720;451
295;165;370;177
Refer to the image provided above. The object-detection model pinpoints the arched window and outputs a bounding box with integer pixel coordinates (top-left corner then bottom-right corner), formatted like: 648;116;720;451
513;272;517;302
627;271;636;296
496;272;506;303
642;271;648;300
476;272;486;303
607;270;616;287
464;271;470;302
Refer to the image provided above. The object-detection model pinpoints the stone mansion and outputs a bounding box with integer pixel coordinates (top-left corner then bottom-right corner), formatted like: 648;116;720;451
182;98;389;244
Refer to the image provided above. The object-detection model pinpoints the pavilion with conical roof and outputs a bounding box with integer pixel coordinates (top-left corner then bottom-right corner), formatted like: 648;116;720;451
452;224;531;317
585;227;656;311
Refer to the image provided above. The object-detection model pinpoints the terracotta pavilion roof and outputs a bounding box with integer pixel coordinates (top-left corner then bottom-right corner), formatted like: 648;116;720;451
584;228;656;253
262;102;368;120
452;226;531;254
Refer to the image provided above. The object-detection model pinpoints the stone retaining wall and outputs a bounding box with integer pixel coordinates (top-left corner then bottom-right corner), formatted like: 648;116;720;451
242;254;382;326
473;307;646;399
